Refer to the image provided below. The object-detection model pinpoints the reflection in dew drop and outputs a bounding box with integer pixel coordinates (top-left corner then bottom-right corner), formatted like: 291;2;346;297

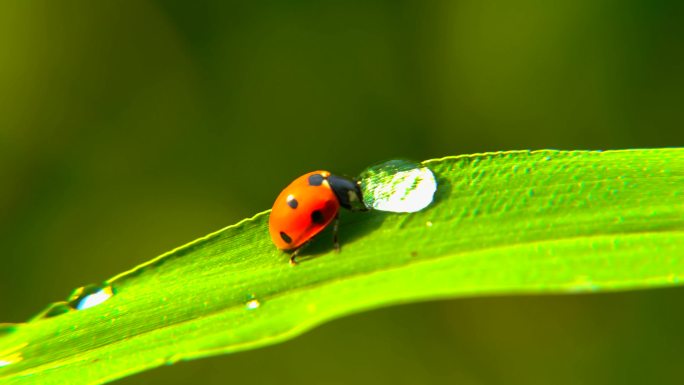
359;160;437;213
75;287;114;310
69;283;115;311
245;299;261;310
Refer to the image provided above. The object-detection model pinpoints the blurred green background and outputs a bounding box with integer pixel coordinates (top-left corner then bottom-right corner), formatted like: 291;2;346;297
1;1;683;384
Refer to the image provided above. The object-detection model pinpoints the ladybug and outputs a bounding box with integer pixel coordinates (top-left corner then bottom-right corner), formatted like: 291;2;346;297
269;170;366;265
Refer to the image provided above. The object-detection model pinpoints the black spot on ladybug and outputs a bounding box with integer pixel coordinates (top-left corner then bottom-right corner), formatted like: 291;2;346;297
280;231;292;244
311;210;325;224
286;195;298;209
308;174;324;186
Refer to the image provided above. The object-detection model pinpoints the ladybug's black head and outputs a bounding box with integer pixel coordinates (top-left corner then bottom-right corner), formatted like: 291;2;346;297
327;174;366;211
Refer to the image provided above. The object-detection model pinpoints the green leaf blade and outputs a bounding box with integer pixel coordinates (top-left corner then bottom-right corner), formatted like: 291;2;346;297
1;149;683;384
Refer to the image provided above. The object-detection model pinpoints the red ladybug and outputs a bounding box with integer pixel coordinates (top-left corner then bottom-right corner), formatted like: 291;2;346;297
269;170;365;265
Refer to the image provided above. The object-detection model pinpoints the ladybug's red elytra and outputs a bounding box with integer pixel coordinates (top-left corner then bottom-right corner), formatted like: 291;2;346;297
268;170;366;265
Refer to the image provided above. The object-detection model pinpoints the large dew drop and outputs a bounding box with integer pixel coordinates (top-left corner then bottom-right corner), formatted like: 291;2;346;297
358;160;437;213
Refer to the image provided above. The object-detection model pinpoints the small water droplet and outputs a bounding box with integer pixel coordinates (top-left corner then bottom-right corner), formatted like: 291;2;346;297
246;299;261;310
68;283;115;311
0;342;27;368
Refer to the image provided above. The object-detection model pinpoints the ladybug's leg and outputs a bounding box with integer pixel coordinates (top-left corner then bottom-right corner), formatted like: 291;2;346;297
289;250;300;266
289;241;311;266
332;213;340;252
